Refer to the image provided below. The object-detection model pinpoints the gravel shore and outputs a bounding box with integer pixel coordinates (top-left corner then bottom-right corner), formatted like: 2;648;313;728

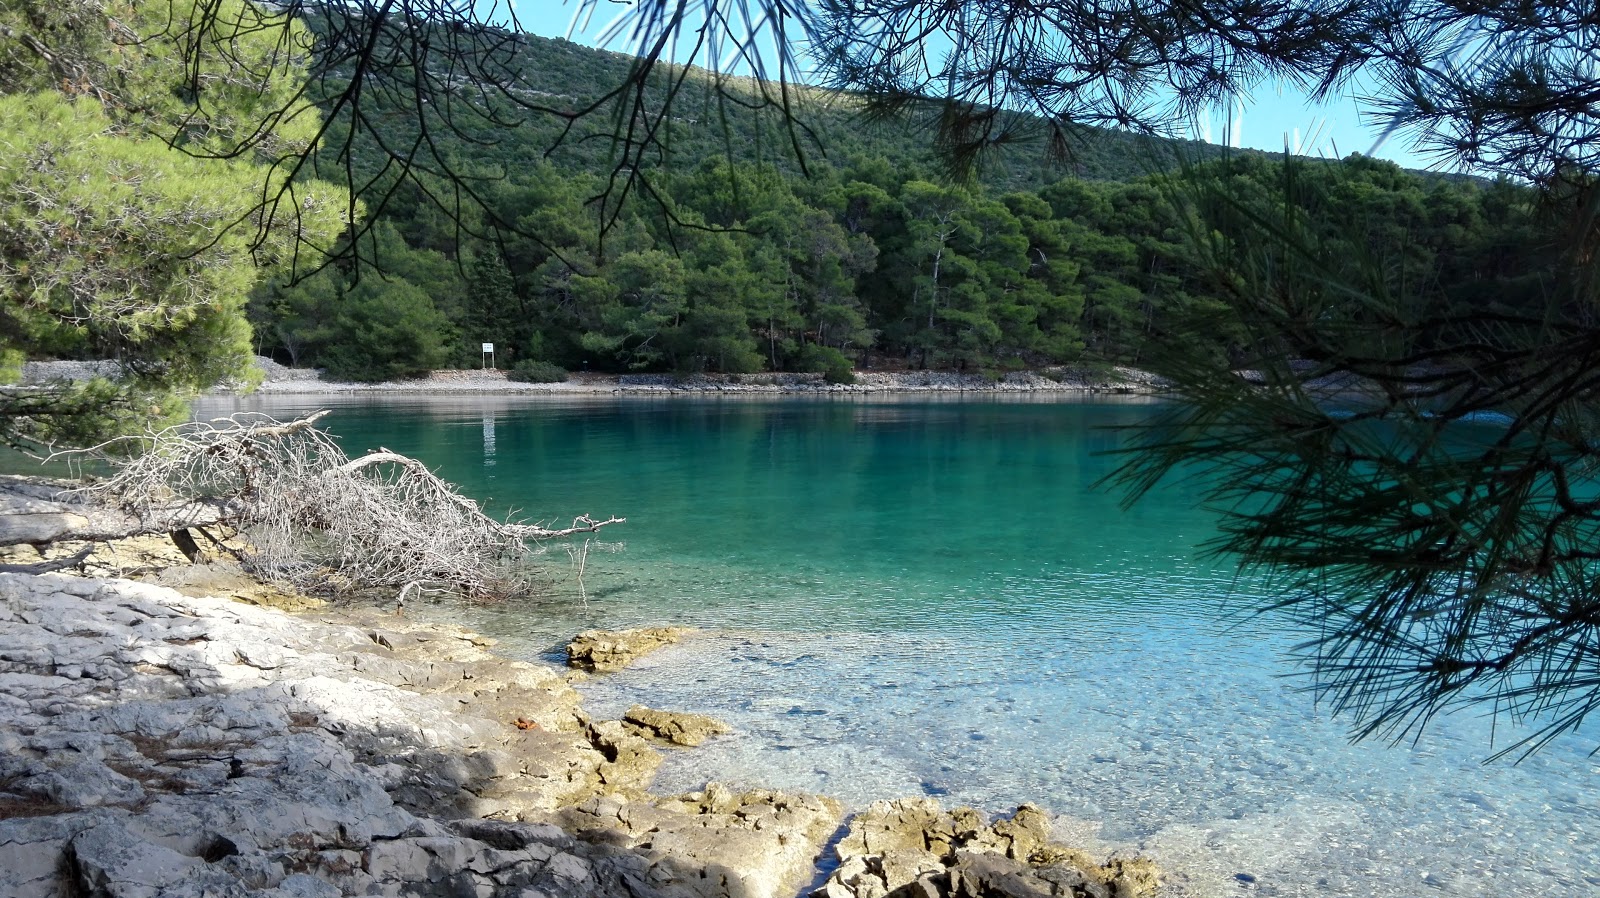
19;356;1163;397
246;365;1162;396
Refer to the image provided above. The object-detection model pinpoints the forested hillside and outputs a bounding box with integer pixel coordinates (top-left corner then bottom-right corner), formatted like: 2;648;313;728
247;28;1543;383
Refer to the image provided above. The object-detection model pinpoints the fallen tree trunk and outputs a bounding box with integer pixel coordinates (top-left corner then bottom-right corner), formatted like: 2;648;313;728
0;412;623;600
0;481;229;547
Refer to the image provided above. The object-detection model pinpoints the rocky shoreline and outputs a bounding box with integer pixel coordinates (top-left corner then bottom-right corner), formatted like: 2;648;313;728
20;359;1164;398
0;568;835;898
288;368;1160;397
0;561;1172;898
245;368;1161;397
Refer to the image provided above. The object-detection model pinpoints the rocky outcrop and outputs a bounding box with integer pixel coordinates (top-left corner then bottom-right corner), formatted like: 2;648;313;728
816;798;1161;898
556;782;844;898
0;572;840;898
567;626;694;672
624;705;733;746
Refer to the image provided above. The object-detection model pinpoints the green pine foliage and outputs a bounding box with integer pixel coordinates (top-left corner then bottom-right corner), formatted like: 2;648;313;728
1;0;346;448
240;26;1538;381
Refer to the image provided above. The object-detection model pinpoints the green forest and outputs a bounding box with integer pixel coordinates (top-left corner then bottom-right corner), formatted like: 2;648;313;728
229;29;1548;384
0;1;1547;391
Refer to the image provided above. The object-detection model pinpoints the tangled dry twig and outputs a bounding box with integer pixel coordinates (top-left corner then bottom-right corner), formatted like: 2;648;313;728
84;411;622;600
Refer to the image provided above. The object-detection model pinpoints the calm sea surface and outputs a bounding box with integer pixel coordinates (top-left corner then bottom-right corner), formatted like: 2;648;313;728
195;394;1600;897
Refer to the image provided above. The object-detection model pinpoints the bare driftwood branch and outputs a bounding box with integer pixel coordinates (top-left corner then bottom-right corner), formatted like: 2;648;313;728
509;516;627;540
5;412;622;601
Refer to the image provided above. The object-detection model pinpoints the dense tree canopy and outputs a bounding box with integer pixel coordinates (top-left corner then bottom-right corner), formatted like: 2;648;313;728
234;26;1530;387
0;0;344;448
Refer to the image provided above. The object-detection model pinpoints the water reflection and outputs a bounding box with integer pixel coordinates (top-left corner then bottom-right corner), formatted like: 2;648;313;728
482;409;497;470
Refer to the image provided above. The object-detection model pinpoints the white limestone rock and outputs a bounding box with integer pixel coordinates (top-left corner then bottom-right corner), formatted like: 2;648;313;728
0;569;846;898
0;810;127;898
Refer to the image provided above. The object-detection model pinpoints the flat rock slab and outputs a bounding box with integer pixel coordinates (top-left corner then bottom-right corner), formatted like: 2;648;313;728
557;782;844;898
567;626;694;672
624;705;732;746
151;561;326;611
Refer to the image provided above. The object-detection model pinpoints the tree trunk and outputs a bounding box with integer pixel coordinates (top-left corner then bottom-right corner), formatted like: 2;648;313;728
170;528;202;562
0;477;228;548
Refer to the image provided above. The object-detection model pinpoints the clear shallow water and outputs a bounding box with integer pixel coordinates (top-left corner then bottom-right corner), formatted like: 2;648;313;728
198;394;1600;897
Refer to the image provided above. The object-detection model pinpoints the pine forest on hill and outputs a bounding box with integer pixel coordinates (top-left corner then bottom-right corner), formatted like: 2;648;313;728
247;27;1546;384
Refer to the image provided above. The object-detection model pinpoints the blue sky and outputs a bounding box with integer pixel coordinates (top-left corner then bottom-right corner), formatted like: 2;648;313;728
509;0;1437;171
1214;79;1433;170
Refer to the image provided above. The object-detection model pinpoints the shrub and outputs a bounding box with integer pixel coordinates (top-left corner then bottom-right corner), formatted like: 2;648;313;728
316;279;453;383
507;360;569;383
795;344;856;385
0;349;22;385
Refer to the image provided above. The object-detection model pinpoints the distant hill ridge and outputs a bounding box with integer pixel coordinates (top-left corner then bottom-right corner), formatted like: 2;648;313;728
519;32;1252;187
317;12;1258;189
251;12;1511;386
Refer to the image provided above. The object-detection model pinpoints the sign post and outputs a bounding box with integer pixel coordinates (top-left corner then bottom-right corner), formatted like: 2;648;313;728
481;342;495;369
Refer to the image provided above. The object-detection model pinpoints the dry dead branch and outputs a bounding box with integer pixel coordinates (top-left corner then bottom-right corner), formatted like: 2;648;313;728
70;411;622;600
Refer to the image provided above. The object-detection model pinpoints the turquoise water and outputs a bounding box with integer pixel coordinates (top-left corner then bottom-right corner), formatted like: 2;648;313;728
196;395;1600;897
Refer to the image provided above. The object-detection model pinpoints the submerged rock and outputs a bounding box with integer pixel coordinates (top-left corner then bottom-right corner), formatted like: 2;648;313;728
566;625;694;672
623;704;733;746
818;798;1162;898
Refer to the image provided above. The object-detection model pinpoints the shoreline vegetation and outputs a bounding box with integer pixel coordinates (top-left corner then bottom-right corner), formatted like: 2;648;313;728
0;533;1171;898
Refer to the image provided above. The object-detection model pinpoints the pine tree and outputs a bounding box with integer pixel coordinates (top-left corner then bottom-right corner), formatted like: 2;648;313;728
0;0;344;448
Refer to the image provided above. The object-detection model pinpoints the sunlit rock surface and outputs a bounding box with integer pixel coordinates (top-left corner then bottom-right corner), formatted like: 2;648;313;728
624;706;734;747
568;626;696;673
817;798;1162;898
0;572;839;898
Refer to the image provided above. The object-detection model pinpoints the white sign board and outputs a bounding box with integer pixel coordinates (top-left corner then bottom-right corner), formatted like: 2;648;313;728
481;343;494;353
